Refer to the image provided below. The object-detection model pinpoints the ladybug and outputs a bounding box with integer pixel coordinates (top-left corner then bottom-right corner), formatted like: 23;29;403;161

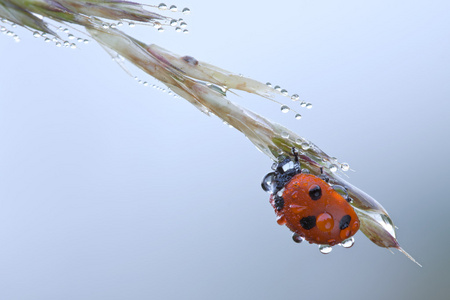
261;148;360;249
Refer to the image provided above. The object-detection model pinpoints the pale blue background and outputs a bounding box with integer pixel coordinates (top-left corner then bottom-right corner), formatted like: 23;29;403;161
0;0;449;299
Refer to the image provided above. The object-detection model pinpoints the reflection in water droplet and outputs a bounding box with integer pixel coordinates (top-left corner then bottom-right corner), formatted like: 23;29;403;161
341;237;355;248
330;165;338;173
291;94;299;101
340;163;350;171
295;114;302;120
280;105;290;113
261;173;276;194
292;233;304;243
318;244;332;254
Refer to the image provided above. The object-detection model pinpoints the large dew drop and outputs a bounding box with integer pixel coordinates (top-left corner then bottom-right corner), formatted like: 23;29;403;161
319;244;333;254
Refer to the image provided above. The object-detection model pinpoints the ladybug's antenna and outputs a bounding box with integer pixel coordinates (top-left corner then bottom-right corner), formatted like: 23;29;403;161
291;147;299;163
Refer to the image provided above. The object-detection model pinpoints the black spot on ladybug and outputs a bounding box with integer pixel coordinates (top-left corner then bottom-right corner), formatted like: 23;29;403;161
300;216;316;230
309;185;322;200
339;215;351;230
274;195;284;211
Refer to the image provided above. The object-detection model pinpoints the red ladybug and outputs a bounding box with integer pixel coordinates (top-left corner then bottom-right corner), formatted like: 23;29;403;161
262;149;360;250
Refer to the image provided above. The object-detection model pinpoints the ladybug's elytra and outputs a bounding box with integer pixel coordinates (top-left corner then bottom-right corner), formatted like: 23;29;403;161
262;149;360;249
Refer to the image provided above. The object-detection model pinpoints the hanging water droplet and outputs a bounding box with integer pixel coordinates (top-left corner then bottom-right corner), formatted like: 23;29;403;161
281;89;288;96
13;35;20;42
266;82;272;87
77;38;83;43
274;85;281;91
83;39;89;44
153;22;162;28
300;101;306;107
280;105;290;113
182;7;191;14
63;28;69;33
44;37;51;42
33;31;41;38
261;172;276;194
281;131;289;138
329;165;338;173
331;185;349;200
301;142;310;150
340;163;350;171
319;244;333;254
341;237;355;248
175;27;181;32
55;42;62;47
63;41;70;47
292;233;304;243
158;27;165;32
129;22;135;27
170;19;177;26
306;103;313;109
158;3;167;10
110;24;116;29
6;31;14;36
143;82;149;86
180;22;187;28
295;114;302;120
102;23;108;28
291;94;299;101
169;5;178;12
70;43;76;49
68;34;75;40
117;21;123;26
183;29;189;34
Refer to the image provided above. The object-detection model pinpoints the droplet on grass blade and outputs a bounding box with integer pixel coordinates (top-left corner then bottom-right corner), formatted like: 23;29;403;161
281;105;290;113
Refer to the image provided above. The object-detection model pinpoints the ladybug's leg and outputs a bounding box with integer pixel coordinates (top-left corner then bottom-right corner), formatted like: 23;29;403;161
318;167;330;183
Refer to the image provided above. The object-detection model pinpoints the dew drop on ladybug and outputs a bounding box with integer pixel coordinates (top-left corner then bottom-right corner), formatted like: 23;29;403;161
262;151;360;252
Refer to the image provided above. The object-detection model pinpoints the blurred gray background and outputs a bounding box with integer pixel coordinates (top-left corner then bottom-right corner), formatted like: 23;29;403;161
0;0;449;299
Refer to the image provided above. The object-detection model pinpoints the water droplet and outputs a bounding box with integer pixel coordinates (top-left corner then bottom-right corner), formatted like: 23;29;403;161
274;85;281;91
182;7;191;14
63;28;69;33
291;94;299;101
175;27;181;32
129;22;135;27
319;244;333;254
183;29;189;34
301;142;310;150
0;27;6;32
55;42;62;47
306;103;313;109
169;5;178;12
300;101;306;107
102;23;109;28
153;22;162;28
281;89;288;96
158;27;165;32
117;21;123;26
261;172;276;194
6;31;13;36
266;82;272;87
341;237;355;248
281;131;289;138
280;105;290;113
180;22;187;28
44;37;51;42
329;165;338;173
68;34;75;40
33;31;41;38
301;168;310;174
77;38;83;43
70;43;76;49
331;185;349;200
63;41;70;47
170;19;177;26
292;233;304;243
158;3;167;10
143;82;149;86
340;163;350;171
83;39;89;44
110;24;116;29
295;114;302;120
